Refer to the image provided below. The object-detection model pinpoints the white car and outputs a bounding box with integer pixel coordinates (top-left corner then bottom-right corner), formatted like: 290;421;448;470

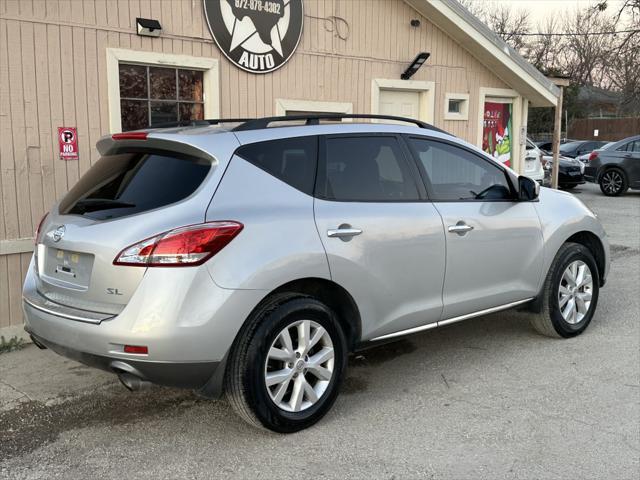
524;138;545;184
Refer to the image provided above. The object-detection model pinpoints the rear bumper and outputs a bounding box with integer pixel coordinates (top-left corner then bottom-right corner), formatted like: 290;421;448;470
584;166;598;182
26;328;218;389
22;256;267;391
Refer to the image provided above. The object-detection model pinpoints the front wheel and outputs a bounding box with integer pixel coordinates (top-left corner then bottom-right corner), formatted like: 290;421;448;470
225;294;347;433
599;168;628;196
528;243;600;338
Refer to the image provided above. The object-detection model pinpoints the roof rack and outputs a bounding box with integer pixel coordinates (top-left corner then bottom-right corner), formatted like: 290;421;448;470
231;114;447;133
147;118;253;129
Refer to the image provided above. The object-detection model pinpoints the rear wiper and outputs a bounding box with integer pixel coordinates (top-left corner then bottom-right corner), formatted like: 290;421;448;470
72;198;136;213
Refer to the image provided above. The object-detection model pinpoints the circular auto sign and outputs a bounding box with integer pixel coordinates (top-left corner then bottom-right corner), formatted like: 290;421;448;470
204;0;304;74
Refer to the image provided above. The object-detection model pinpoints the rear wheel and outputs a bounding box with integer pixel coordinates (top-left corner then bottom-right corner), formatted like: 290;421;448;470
599;168;628;196
528;243;599;338
225;294;347;433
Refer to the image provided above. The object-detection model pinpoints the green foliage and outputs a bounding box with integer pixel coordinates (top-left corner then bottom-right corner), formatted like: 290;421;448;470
0;335;26;354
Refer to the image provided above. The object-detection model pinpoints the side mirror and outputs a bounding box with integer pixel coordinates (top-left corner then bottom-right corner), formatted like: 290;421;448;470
518;175;539;201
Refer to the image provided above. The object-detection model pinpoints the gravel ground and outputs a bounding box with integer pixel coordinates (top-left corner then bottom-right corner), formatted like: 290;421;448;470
1;182;638;480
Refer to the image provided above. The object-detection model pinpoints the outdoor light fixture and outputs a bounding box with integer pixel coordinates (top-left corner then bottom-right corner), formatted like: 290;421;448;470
401;52;430;80
136;18;162;37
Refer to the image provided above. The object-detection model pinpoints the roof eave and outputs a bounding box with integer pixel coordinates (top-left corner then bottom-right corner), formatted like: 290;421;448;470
406;0;560;107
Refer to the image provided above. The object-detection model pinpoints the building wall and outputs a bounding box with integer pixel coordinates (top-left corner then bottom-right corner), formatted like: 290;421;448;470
0;0;512;331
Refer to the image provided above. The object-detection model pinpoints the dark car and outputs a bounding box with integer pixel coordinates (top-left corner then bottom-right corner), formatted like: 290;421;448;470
584;135;640;196
557;140;609;159
536;139;576;152
544;156;586;189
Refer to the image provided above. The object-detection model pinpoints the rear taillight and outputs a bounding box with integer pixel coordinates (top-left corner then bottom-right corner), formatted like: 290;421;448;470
34;213;49;244
113;221;243;267
588;151;598;163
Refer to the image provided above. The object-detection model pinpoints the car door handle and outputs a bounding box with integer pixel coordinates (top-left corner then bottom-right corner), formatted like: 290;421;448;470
327;227;363;238
448;222;474;235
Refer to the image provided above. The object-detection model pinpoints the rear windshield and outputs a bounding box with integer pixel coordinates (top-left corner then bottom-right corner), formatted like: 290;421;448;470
59;152;211;220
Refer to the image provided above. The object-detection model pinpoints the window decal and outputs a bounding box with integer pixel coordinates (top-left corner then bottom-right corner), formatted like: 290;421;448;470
482;102;513;167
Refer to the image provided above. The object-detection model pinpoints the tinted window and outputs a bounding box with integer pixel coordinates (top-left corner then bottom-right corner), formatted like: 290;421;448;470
59;152;211;220
408;138;513;201
318;136;420;201
618;140;640;152
560;142;579;154
236;136;317;195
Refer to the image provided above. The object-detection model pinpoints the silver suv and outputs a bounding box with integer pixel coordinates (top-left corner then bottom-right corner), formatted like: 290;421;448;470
23;115;610;432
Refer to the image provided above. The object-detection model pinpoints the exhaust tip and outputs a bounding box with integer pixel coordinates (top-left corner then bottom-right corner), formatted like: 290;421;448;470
117;372;151;392
30;335;48;350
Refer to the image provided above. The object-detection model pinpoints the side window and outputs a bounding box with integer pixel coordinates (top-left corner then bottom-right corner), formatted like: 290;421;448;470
631;141;640;153
318;136;420;201
617;142;631;152
408;137;513;201
235;136;318;195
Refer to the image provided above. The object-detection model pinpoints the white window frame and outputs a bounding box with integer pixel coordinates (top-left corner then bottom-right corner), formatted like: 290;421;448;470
106;48;220;133
274;98;353;116
370;79;435;124
444;93;470;121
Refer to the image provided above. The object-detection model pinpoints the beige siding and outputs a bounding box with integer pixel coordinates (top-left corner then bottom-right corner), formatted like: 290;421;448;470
0;0;511;329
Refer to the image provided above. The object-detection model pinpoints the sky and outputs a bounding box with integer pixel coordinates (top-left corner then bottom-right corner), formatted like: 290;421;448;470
467;0;630;26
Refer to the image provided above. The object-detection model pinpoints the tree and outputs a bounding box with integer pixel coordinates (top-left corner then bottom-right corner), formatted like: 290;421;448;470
458;0;640;132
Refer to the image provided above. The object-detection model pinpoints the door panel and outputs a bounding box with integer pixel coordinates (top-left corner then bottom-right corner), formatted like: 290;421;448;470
405;135;544;319
314;200;446;340
314;133;445;340
434;202;543;318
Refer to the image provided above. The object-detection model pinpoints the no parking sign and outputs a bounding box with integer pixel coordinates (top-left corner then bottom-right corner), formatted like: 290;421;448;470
58;127;79;160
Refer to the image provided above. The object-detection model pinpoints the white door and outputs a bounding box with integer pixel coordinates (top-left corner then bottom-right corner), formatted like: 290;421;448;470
378;89;420;120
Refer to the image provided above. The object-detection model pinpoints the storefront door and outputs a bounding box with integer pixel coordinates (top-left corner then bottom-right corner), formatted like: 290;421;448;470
378;89;421;120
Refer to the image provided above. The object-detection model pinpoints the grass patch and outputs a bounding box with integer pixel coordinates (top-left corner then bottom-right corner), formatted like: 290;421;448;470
0;335;26;354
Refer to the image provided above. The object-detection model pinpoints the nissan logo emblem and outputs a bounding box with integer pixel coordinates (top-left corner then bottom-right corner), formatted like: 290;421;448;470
50;225;66;242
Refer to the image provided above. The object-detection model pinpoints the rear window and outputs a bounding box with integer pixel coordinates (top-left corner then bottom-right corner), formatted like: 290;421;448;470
59;152;211;220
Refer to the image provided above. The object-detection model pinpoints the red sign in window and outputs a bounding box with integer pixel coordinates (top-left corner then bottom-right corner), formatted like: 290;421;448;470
58;127;79;160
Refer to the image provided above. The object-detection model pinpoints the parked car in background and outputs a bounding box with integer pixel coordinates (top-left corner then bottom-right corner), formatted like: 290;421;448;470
584;134;640;196
23;114;610;433
536;139;575;152
558;140;609;159
524;138;545;184
543;155;586;189
576;142;615;164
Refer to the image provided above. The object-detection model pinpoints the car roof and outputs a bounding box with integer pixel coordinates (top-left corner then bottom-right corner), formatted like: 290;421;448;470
98;118;472;160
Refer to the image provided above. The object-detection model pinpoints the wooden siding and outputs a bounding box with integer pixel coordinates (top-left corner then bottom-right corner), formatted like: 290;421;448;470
0;0;510;329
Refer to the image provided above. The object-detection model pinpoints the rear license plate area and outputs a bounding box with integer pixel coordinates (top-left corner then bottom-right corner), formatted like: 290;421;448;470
42;247;94;289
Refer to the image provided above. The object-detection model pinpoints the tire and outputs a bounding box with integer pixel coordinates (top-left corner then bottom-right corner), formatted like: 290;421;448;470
528;242;600;338
599;168;628;196
225;293;347;433
561;184;577;190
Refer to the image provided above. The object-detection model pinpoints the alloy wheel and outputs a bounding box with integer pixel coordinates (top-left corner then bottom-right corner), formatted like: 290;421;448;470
558;260;593;324
601;170;623;195
264;320;335;412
